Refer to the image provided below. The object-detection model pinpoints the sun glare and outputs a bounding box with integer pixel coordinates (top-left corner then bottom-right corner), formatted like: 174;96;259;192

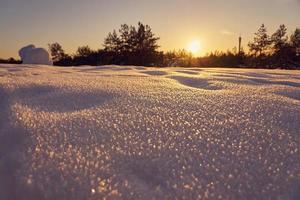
187;40;201;55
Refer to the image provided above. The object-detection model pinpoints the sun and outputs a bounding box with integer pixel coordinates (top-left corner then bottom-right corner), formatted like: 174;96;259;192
187;40;201;55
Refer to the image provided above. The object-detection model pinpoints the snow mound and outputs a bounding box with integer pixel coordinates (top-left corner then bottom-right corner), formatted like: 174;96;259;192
19;45;53;65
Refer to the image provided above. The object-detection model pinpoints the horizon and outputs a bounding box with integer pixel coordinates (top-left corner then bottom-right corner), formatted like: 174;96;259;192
1;0;300;59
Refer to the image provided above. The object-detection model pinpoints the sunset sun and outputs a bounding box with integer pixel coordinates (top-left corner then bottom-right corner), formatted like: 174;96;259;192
187;40;201;55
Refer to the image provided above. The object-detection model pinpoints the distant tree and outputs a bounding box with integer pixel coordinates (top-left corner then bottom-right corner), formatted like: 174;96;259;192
0;57;21;64
199;50;243;68
134;23;160;52
104;30;122;52
291;28;300;56
270;24;292;67
76;46;93;57
72;46;101;66
119;24;133;53
271;24;288;53
288;28;300;68
48;43;67;63
248;24;271;56
163;49;192;67
131;22;160;65
103;22;160;66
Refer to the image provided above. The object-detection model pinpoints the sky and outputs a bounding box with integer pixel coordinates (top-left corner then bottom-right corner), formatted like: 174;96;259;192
0;0;300;58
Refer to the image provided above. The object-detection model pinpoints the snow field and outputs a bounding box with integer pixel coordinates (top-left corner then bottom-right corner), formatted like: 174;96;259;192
0;64;299;199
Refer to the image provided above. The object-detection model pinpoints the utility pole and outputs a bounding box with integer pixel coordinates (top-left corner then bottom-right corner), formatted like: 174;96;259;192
238;35;242;55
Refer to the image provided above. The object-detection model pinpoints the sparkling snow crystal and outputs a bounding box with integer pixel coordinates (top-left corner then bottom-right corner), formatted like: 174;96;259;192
0;64;299;200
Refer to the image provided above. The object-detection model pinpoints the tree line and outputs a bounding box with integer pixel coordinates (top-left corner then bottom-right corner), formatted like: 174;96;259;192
1;23;300;69
0;57;21;64
48;22;162;67
247;24;300;69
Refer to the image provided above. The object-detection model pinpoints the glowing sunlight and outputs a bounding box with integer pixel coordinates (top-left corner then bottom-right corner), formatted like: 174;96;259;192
187;40;202;56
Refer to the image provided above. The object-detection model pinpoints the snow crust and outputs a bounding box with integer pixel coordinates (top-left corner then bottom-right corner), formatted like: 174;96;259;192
19;45;53;65
0;64;299;199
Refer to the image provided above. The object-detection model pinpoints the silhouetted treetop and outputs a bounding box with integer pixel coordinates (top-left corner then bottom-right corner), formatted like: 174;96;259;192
103;22;160;66
48;43;67;62
104;30;121;52
271;24;288;53
104;22;159;52
291;28;300;55
77;46;93;57
248;24;271;56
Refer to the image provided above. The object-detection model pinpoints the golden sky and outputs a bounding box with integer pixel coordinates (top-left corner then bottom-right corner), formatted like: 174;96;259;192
0;0;300;58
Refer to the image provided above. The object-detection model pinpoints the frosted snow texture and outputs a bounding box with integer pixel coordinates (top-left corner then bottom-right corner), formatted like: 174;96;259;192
0;64;299;200
19;45;53;65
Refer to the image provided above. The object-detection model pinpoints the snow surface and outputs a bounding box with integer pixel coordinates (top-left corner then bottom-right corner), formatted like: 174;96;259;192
0;64;299;200
19;45;53;65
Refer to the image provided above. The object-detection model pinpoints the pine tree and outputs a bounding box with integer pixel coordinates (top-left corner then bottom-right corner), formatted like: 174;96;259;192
133;22;160;65
271;24;288;53
77;46;93;57
291;28;300;56
103;30;121;52
103;22;160;66
248;24;271;56
119;24;135;53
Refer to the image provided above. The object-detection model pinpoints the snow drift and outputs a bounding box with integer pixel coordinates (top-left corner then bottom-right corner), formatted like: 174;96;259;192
0;64;299;200
19;45;52;65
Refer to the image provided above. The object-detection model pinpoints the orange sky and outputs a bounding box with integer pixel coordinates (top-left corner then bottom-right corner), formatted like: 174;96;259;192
0;0;300;59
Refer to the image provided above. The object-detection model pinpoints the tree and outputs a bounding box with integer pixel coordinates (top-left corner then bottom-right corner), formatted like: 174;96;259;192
131;22;160;65
48;43;67;62
163;49;193;67
134;23;160;52
271;24;288;53
119;24;134;53
291;28;300;56
104;30;122;52
0;57;21;64
270;24;292;67
248;24;271;56
103;22;160;66
76;46;93;57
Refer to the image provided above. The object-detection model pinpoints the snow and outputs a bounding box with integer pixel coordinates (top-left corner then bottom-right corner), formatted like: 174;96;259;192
19;45;53;65
0;64;299;199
